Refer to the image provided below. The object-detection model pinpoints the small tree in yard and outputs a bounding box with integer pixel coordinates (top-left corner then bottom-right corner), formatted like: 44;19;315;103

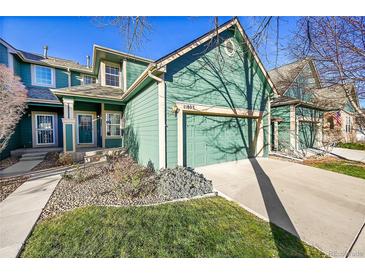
0;64;27;154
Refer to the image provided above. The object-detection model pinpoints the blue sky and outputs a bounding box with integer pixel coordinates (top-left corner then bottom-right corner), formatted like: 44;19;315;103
0;16;298;70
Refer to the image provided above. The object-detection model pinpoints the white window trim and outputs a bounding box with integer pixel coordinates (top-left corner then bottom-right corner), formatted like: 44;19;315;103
105;111;122;138
81;74;97;85
102;61;122;88
33;113;57;146
76;112;96;145
31;64;56;88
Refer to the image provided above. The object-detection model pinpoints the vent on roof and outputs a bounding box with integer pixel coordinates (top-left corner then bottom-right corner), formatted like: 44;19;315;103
43;45;48;59
86;55;90;68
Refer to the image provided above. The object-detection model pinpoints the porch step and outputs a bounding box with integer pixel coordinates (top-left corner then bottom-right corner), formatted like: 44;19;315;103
21;152;48;158
20;152;47;162
10;147;62;158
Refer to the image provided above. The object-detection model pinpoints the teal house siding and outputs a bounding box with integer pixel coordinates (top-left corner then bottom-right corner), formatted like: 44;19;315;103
285;64;318;102
0;105;64;159
71;72;81;86
124;81;159;168
13;56;22;77
344;99;355;113
0;44;8;65
126;60;148;88
105;138;123;148
165;29;271;167
271;105;291;150
65;124;74;151
55;69;69;88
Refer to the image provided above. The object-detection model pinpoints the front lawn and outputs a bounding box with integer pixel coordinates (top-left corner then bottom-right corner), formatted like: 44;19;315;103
337;142;365;151
305;158;365;180
21;197;326;258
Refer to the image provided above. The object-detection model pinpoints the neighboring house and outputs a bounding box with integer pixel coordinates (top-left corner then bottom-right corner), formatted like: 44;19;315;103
268;58;326;153
0;18;276;169
311;84;360;143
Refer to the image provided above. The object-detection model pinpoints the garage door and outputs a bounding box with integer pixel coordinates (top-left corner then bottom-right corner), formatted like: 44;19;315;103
185;114;256;167
298;121;317;149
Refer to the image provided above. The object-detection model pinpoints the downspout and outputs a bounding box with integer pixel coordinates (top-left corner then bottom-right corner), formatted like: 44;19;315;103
148;70;166;169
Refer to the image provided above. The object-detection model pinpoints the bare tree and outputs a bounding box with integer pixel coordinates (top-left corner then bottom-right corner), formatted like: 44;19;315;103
0;64;27;153
92;16;152;52
291;16;365;117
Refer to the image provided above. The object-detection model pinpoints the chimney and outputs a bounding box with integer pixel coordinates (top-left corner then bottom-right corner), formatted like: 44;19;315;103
43;45;48;59
86;55;90;68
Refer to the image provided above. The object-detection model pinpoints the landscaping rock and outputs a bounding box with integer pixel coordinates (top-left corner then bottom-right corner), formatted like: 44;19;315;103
157;166;213;200
40;156;214;220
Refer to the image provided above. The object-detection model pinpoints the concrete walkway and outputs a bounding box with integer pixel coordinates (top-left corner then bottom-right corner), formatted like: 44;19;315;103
196;158;365;258
0;152;46;177
0;173;61;257
331;147;365;163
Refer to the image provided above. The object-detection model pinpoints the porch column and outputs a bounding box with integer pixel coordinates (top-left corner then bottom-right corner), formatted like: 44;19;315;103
316;120;323;148
62;98;76;153
101;103;105;148
290;105;296;150
273;121;279;151
255;117;264;157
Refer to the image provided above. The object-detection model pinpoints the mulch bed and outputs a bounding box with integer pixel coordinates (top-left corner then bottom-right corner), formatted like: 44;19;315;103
0;175;30;202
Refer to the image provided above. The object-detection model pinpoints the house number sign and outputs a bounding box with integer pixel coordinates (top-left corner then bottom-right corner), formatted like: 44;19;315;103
183;104;196;110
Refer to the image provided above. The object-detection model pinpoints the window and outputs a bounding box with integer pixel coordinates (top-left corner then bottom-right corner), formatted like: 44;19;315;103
105;65;120;87
346;116;352;133
83;75;96;85
224;39;236;56
35;114;55;145
32;65;55;87
106;113;121;137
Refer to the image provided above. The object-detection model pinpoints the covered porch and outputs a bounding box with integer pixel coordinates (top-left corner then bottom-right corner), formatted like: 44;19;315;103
52;84;125;155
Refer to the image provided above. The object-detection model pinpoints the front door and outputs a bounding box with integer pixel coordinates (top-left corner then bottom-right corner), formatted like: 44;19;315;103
77;114;94;145
35;114;55;145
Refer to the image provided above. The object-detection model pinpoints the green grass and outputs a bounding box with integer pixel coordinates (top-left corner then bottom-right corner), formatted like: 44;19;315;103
309;160;365;180
21;197;326;258
337;142;365;150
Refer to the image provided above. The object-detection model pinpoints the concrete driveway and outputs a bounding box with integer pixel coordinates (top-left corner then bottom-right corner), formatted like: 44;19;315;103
196;158;365;257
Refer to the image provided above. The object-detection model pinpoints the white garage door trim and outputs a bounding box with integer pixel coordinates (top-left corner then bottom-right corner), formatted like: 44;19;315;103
173;102;265;166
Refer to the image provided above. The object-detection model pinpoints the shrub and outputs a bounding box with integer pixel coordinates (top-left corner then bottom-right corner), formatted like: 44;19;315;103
57;153;74;166
157;167;213;200
62;164;105;184
111;155;157;199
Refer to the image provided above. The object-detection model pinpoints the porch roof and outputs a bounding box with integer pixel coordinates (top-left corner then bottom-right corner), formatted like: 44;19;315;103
271;95;330;111
52;83;124;104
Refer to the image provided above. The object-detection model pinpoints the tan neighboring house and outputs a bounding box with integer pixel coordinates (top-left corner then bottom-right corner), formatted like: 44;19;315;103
312;84;360;143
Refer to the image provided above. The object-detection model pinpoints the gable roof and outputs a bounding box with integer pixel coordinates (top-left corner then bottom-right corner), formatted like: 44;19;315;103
311;83;359;111
268;58;321;96
125;17;278;100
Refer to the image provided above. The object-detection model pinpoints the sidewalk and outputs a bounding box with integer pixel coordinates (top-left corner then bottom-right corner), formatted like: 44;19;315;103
0;173;61;257
0;152;46;177
331;147;365;163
